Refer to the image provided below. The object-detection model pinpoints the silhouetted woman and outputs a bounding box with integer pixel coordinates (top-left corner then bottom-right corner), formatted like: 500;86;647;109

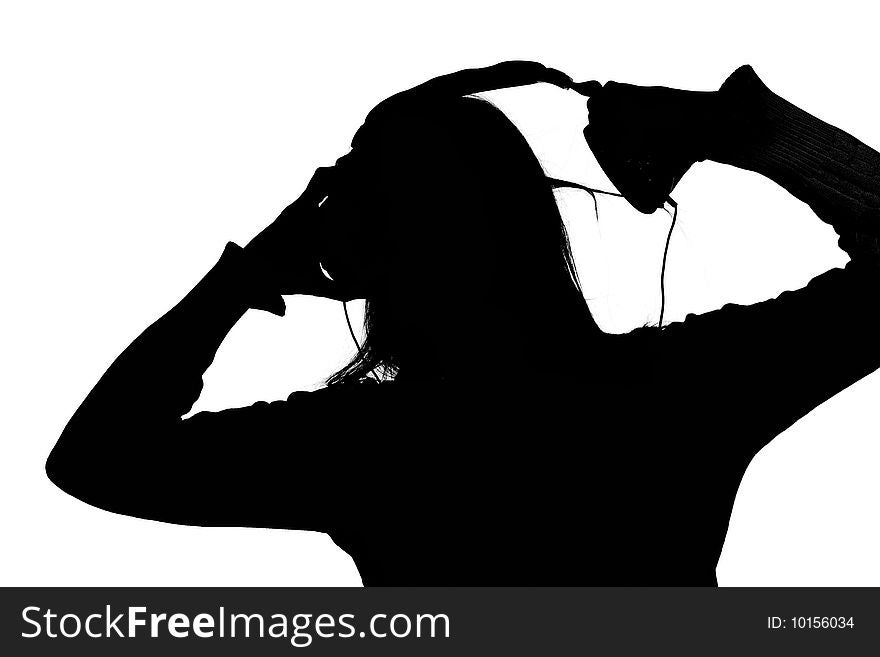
47;63;880;584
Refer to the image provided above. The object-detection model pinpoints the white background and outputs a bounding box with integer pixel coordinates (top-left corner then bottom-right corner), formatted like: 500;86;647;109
1;0;878;585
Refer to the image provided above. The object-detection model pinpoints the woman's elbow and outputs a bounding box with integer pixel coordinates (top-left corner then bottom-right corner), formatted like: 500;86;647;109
45;438;110;509
46;444;84;500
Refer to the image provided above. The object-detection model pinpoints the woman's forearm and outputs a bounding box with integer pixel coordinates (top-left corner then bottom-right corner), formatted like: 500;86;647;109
46;242;283;493
708;65;880;263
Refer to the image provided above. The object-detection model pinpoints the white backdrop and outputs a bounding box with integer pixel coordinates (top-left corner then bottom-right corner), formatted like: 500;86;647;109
1;0;878;586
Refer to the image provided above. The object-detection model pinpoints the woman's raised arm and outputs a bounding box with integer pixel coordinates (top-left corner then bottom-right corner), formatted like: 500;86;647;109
609;66;880;456
45;169;358;529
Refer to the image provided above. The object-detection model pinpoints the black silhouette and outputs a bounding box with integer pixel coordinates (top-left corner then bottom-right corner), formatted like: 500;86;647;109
46;62;880;585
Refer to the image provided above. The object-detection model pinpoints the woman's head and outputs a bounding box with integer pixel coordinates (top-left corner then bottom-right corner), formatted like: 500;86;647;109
321;95;599;384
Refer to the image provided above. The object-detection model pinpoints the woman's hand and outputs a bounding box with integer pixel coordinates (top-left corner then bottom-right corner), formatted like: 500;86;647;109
244;167;359;301
583;79;722;213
